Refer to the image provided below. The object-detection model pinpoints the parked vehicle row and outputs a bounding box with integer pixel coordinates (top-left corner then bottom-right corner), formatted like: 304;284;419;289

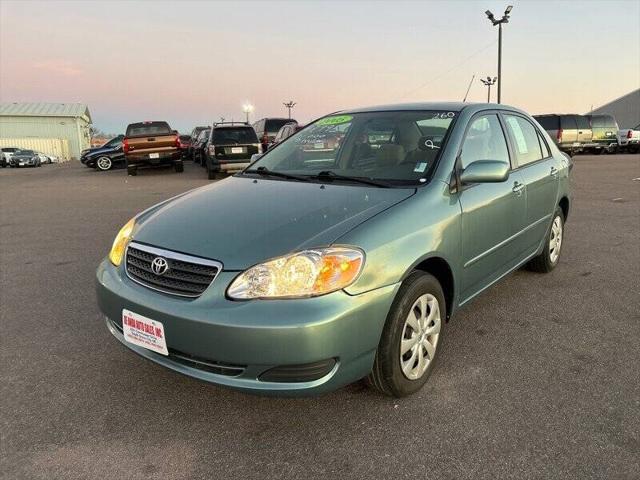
1;147;59;167
533;113;637;155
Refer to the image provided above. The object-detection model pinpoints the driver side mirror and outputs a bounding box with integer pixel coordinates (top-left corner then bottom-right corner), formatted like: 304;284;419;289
459;160;510;184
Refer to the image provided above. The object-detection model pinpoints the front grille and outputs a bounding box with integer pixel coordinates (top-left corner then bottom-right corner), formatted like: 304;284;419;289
125;242;222;298
110;319;245;376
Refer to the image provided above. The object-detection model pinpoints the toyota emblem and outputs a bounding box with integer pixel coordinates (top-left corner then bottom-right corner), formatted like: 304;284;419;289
151;257;169;276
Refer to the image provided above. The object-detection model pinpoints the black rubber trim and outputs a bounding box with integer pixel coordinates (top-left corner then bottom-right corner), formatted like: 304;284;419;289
258;359;336;383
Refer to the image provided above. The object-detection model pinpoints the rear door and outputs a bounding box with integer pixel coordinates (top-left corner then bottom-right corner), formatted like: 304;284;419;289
457;113;527;302
502;113;559;256
575;115;592;144
559;115;578;145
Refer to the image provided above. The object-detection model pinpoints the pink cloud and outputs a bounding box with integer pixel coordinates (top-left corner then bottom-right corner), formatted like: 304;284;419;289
32;59;83;76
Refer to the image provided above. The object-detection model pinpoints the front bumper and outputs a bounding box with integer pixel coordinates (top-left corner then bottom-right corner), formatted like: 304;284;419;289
96;258;399;395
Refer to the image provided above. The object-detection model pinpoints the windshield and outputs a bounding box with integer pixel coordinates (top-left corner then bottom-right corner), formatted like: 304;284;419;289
17;150;35;154
247;111;457;186
213;127;258;145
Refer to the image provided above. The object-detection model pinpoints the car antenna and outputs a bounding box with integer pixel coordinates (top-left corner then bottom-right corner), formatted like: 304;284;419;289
462;74;475;102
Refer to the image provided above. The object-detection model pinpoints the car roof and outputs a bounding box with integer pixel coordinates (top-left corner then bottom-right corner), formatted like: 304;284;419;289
340;102;525;115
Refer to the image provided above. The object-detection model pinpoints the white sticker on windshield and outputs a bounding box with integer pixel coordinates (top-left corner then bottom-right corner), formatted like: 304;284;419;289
414;162;427;173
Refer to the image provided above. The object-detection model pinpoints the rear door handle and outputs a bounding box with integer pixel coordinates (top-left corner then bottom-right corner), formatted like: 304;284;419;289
550;167;559;177
512;182;525;196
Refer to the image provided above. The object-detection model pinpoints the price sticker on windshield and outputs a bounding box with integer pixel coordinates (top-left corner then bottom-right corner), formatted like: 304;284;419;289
316;115;353;126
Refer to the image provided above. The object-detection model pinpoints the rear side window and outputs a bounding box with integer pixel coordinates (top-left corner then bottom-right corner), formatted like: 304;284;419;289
460;114;510;170
503;115;544;167
538;132;551;158
560;116;577;130
126;122;172;137
213;127;259;144
265;119;293;134
534;116;559;131
576;116;590;130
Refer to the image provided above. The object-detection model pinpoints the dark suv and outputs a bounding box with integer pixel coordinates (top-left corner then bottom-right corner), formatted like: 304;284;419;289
253;118;296;152
203;122;261;179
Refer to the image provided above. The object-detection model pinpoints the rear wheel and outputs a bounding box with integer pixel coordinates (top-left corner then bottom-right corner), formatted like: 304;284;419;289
96;156;112;171
127;164;137;176
367;272;445;397
174;161;184;173
527;207;564;273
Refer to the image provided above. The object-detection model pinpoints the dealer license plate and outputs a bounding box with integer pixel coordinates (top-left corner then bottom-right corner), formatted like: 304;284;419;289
122;309;168;356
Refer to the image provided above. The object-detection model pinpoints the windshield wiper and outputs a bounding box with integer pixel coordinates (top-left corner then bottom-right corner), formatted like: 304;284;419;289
312;171;390;188
244;166;310;182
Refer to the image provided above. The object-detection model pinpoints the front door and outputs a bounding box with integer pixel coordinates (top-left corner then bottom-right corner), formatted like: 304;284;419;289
457;113;527;303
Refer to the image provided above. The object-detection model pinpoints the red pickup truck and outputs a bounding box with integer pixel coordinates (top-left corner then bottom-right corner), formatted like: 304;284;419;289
123;121;183;176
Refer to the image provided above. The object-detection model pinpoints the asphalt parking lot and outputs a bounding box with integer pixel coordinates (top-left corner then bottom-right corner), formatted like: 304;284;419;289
1;155;639;480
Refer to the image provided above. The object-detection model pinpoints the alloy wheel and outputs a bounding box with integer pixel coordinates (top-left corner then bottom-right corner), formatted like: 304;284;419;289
400;294;441;380
549;216;563;264
97;157;112;171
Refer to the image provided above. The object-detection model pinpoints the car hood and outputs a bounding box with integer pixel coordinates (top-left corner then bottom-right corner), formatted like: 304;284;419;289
13;154;34;159
86;146;115;158
133;176;415;270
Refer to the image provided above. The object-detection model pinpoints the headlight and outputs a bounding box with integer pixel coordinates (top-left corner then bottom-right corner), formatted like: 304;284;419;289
108;218;136;266
227;247;364;299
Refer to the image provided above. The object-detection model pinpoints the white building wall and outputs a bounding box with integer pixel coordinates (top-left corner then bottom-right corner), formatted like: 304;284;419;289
0;115;90;159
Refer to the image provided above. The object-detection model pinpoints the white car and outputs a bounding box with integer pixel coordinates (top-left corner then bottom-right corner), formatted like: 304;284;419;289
1;147;20;167
618;128;640;153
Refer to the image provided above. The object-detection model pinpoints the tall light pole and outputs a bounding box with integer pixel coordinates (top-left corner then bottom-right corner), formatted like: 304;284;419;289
242;103;254;123
485;5;512;103
283;101;296;119
480;76;497;103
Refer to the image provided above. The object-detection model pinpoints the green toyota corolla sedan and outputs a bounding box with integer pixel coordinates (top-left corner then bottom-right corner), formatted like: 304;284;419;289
96;102;571;397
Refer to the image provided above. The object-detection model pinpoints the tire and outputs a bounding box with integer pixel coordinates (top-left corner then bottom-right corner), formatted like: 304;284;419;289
174;161;184;173
527;207;564;273
367;271;446;397
96;156;113;171
127;165;137;176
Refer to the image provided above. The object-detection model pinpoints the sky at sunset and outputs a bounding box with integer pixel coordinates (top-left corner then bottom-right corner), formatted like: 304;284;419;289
1;0;638;133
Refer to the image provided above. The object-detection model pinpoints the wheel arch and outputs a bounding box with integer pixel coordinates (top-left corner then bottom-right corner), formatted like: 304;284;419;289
559;196;570;221
405;256;455;321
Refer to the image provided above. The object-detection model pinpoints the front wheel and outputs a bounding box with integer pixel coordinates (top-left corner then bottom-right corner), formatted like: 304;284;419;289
527;207;564;273
367;272;446;397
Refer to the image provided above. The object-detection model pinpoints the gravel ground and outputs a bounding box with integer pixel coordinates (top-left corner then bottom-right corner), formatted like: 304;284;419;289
1;155;639;479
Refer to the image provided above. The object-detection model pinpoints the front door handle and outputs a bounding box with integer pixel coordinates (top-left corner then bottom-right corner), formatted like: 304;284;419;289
512;181;525;196
550;166;559;177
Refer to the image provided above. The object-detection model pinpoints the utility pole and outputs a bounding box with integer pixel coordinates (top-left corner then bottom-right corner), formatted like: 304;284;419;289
283;101;296;119
485;5;513;103
480;76;497;103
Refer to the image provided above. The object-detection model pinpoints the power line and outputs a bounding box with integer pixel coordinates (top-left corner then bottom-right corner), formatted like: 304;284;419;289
398;40;497;101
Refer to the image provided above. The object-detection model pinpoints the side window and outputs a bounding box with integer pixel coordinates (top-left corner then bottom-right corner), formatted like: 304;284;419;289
576;115;590;130
504;115;543;167
538;132;551;158
460;114;509;170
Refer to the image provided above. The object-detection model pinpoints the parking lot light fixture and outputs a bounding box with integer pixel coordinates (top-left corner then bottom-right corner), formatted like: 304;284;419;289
480;76;497;103
283;101;297;119
242;103;254;123
485;5;513;103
